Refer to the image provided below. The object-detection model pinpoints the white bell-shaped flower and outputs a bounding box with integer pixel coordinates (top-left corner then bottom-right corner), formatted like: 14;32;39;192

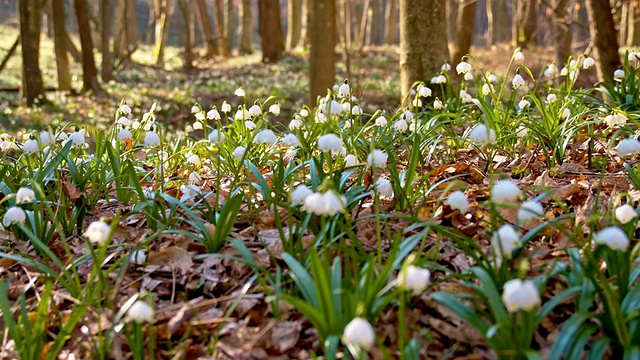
502;279;541;313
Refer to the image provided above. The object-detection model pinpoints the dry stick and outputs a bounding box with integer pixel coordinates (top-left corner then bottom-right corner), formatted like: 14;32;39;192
0;35;20;74
355;0;371;96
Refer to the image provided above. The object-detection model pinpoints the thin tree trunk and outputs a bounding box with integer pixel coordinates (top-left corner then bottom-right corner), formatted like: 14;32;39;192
384;0;396;44
286;0;302;50
154;0;170;66
370;0;385;45
400;0;450;100
258;0;284;63
126;0;138;45
66;32;82;62
239;0;253;54
215;0;229;56
101;0;113;82
486;0;494;47
75;0;102;93
0;35;20;74
53;0;72;91
226;0;235;54
20;0;45;105
300;0;310;47
452;0;477;63
309;0;336;104
585;0;621;81
495;0;509;44
177;0;194;70
196;0;219;57
552;0;571;68
113;0;126;59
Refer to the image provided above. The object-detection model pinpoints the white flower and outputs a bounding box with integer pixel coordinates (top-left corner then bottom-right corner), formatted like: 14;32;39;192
233;146;246;159
299;109;309;117
605;113;627;127
187;154;201;167
544;63;557;77
69;130;86;146
561;108;571;119
343;317;375;350
129;249;147;265
254;129;277;145
398;264;431;294
617;138;640;156
594;226;629;251
341;102;351;114
512;74;526;89
518;99;530;110
352;105;363;116
412;98;423;108
560;67;569;76
492;224;521;258
144;131;160;146
614;69;625;80
482;83;492;96
433;98;444;110
518;200;544;223
344;154;358;167
446;190;469;213
186;124;194;132
502;279;541;313
84;220;111;245
3;206;26;226
468;124;495;145
338;81;350;98
317;134;343;153
249;104;262;116
180;184;202;202
191;105;200;114
615;204;637;224
15;187;35;204
235;108;250;121
120;104;132;115
583;57;595;69
418;85;432;97
193;121;203;130
456;61;473;74
207;109;221;120
514;50;525;61
393;119;408;131
303;191;346;216
117;129;133;141
491;179;521;203
375;115;387;126
459;90;473;103
367;149;388;168
289;118;303;129
269;104;280;115
569;59;577;68
434;75;447;84
487;74;498;83
282;133;300;147
208;130;225;144
22;139;39;154
464;72;474;81
127;300;154;323
546;94;558;103
188;172;202;185
329;100;342;115
221;102;232;113
40;131;53;145
315;112;328;123
375;178;393;197
630;52;639;62
441;63;451;71
234;87;245;97
290;184;313;205
194;112;205;121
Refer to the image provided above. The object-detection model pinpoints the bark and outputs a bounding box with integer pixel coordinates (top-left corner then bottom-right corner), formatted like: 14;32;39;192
177;0;194;70
400;0;449;100
0;35;20;74
113;0;126;58
101;0;113;82
585;0;621;82
258;0;284;63
486;0;494;47
494;0;509;44
196;0;219;57
226;0;235;53
552;0;571;68
370;0;385;45
286;0;302;50
53;0;72;91
300;0;310;47
215;0;229;57
309;0;336;104
516;0;537;48
126;0;138;45
154;0;171;66
451;0;477;64
631;2;640;46
20;0;45;105
75;0;102;93
446;0;458;42
239;0;253;54
384;0;396;44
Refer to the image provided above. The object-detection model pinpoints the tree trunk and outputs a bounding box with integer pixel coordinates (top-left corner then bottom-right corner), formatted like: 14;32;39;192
177;0;194;70
154;0;171;66
300;0;310;47
239;0;253;54
486;0;494;47
446;0;458;43
75;0;101;93
631;2;640;46
309;0;336;104
400;0;449;100
19;0;45;105
494;0;509;44
585;0;621;81
113;0;127;59
215;0;229;57
101;0;113;82
370;0;385;45
126;0;138;45
451;0;477;63
225;0;235;54
552;0;571;68
384;0;396;44
286;0;302;50
53;0;72;91
516;0;537;48
196;0;219;57
258;0;284;63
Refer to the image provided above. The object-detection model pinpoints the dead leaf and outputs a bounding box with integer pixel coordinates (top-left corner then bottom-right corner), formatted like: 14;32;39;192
62;179;83;202
268;321;301;353
147;246;193;274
